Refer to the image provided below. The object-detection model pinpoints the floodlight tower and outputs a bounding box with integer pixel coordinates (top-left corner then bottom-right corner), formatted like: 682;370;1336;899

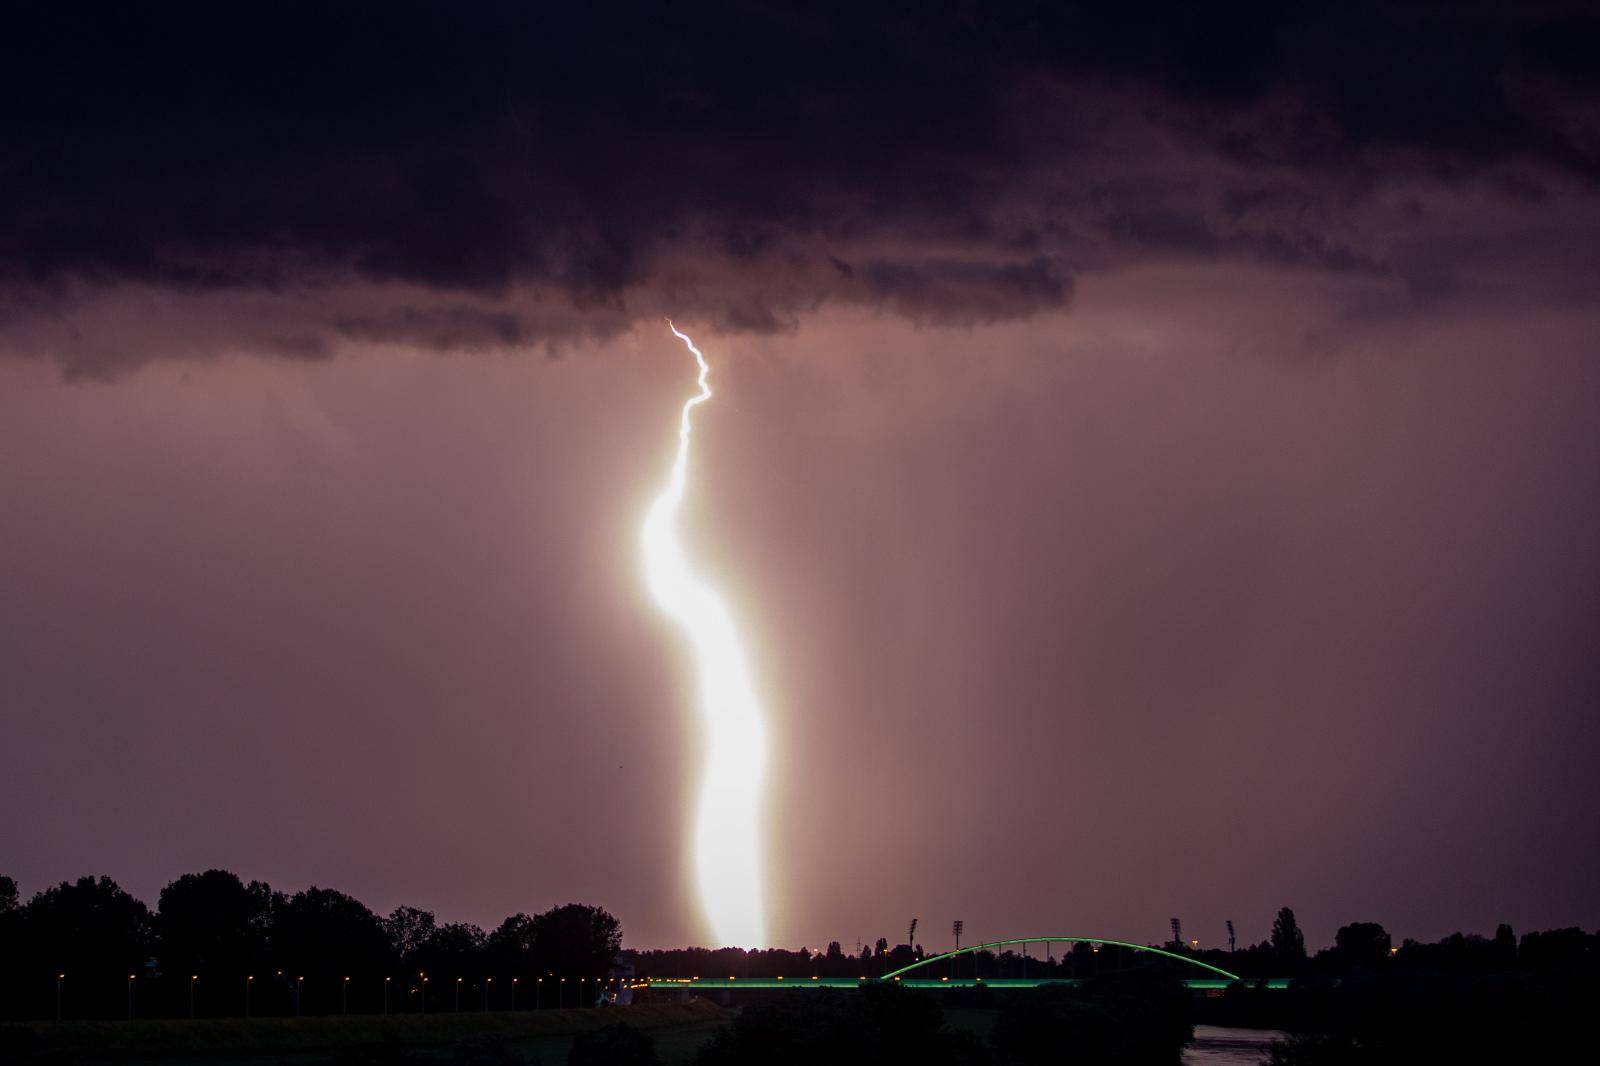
1227;920;1236;953
1171;918;1183;949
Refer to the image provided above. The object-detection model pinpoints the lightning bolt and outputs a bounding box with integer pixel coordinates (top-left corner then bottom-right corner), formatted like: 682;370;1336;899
642;321;768;947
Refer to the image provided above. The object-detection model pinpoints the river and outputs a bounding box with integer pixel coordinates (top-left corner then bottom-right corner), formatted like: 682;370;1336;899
1183;1025;1286;1065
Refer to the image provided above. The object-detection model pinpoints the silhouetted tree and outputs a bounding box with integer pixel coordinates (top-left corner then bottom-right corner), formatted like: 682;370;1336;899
1519;927;1597;973
0;877;17;954
1271;908;1306;965
416;923;486;982
484;913;536;974
157;870;272;977
270;887;393;980
1331;922;1390;970
531;904;621;977
13;876;151;1019
21;876;152;974
883;943;918;973
384;906;438;971
1493;923;1517;966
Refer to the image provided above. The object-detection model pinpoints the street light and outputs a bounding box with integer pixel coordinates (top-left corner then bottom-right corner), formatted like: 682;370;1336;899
484;977;492;1012
56;974;64;1022
535;977;542;1011
383;976;391;1015
126;974;135;1020
246;976;253;1018
455;976;462;1013
510;977;518;1011
295;977;304;1017
419;972;427;1014
189;975;198;1019
559;977;566;1009
342;976;350;1015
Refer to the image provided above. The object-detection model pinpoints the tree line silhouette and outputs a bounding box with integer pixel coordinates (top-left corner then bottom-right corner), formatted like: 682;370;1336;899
0;871;620;1020
626;906;1599;983
5;868;1596;1044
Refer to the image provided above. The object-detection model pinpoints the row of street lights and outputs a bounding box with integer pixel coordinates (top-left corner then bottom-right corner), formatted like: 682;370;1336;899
66;972;617;1020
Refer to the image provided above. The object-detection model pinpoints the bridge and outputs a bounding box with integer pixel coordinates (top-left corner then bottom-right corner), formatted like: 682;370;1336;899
637;936;1291;993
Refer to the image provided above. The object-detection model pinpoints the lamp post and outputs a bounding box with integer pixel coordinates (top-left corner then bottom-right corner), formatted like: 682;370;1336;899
510;977;518;1011
419;973;427;1014
246;976;253;1018
454;976;461;1013
295;977;304;1017
484;977;491;1012
189;975;198;1019
535;977;542;1011
559;977;566;1009
126;974;135;1020
383;976;390;1014
342;976;350;1015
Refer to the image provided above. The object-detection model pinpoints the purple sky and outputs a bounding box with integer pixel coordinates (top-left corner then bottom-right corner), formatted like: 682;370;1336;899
2;3;1598;952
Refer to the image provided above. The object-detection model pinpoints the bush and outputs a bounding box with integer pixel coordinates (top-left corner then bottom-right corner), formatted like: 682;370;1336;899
451;1036;531;1066
989;969;1192;1066
694;985;986;1066
569;1023;657;1066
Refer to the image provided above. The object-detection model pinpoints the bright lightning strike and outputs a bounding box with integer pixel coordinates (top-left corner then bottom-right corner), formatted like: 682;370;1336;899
642;321;768;947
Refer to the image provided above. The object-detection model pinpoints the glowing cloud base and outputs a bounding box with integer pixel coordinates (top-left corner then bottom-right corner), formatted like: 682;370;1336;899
641;322;768;947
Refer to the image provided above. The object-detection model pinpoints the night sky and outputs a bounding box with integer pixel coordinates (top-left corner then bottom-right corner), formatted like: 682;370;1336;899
2;2;1597;952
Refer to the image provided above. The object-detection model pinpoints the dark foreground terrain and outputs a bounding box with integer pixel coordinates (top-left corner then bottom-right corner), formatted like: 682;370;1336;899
0;1002;729;1066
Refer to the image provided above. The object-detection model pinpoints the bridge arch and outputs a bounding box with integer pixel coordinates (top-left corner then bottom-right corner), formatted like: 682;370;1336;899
880;937;1241;982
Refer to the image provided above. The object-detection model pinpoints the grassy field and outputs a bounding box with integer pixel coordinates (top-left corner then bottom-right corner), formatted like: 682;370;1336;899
4;1001;732;1064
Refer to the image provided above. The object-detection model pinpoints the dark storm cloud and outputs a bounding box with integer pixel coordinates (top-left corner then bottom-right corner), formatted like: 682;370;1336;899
1;1;1598;372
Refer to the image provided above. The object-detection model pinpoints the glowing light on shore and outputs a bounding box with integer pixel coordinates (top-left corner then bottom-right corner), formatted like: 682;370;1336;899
641;321;768;947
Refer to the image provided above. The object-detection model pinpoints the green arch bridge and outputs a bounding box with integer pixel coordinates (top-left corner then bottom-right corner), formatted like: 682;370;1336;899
638;936;1291;992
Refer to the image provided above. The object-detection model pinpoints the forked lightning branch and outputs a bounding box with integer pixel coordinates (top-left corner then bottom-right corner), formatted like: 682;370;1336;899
641;322;768;948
